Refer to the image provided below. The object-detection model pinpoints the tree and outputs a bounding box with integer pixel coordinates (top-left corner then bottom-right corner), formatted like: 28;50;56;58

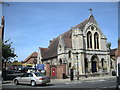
106;42;111;50
2;40;17;69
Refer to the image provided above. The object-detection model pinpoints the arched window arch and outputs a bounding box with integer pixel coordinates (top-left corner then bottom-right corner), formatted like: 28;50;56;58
59;59;62;65
87;31;92;49
68;51;71;58
94;32;99;49
101;58;104;67
84;58;88;69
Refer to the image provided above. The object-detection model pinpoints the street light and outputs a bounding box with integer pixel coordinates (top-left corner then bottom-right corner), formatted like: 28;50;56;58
33;58;37;71
76;52;79;80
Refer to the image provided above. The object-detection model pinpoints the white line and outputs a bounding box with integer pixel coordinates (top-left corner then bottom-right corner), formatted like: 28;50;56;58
102;86;116;88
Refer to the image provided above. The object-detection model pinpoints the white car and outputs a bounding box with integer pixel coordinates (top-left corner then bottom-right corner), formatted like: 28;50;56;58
13;72;50;86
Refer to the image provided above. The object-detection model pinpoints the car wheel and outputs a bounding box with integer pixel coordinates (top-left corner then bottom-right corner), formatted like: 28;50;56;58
14;80;19;85
31;81;36;86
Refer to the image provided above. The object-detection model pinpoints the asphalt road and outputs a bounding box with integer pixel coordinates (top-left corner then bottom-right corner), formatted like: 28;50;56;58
2;77;117;90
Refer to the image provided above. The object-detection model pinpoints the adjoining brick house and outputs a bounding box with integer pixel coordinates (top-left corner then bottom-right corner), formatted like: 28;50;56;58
118;39;120;57
22;52;38;67
37;13;112;79
110;39;120;72
110;48;118;71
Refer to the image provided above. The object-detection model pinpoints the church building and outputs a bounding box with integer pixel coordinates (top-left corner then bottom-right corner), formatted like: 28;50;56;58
37;13;111;77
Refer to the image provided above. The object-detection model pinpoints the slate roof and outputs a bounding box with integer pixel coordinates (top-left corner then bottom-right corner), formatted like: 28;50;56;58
40;15;96;60
23;52;38;63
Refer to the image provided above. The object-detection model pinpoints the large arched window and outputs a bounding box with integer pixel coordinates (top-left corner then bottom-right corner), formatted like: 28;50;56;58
87;31;92;49
94;32;99;49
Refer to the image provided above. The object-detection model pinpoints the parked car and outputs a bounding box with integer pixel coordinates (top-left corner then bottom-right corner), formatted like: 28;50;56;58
21;67;36;73
13;72;50;86
2;69;23;80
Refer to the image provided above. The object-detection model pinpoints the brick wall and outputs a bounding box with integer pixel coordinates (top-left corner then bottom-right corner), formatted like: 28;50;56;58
45;63;66;79
45;63;51;77
57;64;66;79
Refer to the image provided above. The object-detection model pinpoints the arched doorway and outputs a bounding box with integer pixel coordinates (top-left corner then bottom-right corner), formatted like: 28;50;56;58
91;55;98;73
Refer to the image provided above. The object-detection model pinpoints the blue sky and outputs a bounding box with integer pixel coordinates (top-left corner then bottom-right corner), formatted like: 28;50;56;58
2;2;118;62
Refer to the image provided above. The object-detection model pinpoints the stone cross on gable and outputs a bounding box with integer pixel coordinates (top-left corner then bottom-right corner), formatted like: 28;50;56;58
89;8;93;15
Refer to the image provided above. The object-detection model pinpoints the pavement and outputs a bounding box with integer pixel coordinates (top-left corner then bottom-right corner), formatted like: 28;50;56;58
51;75;116;84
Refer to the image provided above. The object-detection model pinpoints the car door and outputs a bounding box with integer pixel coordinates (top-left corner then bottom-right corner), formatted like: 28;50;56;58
19;73;27;84
25;73;34;84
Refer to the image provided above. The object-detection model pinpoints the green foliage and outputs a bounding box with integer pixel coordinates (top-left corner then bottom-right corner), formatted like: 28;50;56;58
2;39;17;62
119;38;120;41
106;42;111;50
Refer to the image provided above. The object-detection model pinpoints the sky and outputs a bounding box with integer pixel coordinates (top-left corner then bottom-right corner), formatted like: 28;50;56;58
2;2;118;62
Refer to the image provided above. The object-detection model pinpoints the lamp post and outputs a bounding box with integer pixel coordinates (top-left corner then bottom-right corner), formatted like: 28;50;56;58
76;52;79;80
33;58;37;71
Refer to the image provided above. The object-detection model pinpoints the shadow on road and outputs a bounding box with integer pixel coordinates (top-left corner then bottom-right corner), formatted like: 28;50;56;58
2;81;12;84
14;83;55;87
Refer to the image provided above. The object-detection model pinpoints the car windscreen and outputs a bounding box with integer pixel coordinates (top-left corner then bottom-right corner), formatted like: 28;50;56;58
34;73;45;76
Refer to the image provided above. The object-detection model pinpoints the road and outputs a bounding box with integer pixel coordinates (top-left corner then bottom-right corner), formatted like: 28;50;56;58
2;77;117;90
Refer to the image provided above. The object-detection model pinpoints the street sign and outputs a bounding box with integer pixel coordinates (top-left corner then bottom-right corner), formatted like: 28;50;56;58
36;64;44;70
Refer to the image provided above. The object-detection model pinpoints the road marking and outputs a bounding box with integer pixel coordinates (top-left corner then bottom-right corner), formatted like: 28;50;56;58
102;86;116;88
98;80;105;81
85;79;106;82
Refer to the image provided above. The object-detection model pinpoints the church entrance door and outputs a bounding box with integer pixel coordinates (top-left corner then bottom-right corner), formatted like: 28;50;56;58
91;55;98;73
92;60;97;73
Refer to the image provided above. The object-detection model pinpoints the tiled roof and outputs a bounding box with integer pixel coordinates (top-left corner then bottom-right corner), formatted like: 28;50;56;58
23;52;38;63
40;30;73;60
73;19;88;29
40;15;97;60
40;36;60;60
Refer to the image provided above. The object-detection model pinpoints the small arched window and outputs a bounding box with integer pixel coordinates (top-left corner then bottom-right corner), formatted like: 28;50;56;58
84;58;88;68
68;51;71;58
87;31;92;49
59;45;62;51
59;59;62;65
94;32;99;49
69;63;71;67
101;58;104;67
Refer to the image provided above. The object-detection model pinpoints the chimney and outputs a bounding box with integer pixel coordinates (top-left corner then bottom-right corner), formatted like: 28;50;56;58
1;16;4;28
49;40;52;45
1;16;5;41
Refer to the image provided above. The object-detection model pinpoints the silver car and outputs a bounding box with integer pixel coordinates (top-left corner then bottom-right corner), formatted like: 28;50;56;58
13;72;50;86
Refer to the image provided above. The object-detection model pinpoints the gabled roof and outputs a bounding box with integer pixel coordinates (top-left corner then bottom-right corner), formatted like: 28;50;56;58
40;15;97;60
73;15;97;30
40;36;59;60
23;52;38;63
73;19;88;29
